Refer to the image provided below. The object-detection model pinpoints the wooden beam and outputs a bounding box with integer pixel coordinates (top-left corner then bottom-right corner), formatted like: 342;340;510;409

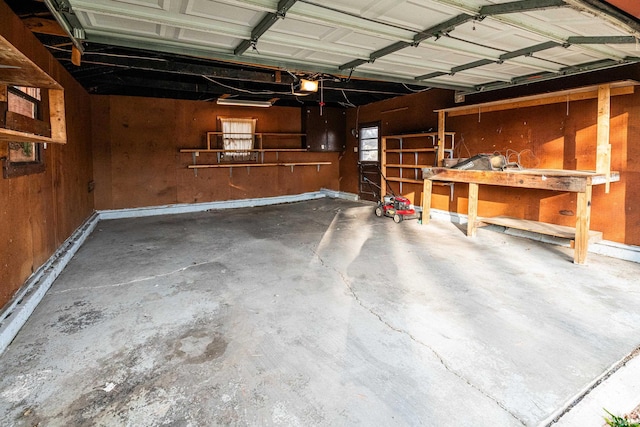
424;168;608;192
437;110;445;166
467;182;479;237
422;179;432;224
5;111;51;137
71;46;82;67
440;83;635;117
0;35;62;89
48;89;67;144
575;185;593;264
596;84;612;193
22;17;67;37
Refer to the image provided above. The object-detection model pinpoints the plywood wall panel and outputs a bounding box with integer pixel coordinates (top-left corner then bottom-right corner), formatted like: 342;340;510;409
342;84;639;246
109;97;179;209
341;89;455;195
0;177;34;303
91;96;113;210
93;96;339;210
53;89;95;241
446;92;639;244
1;1;94;309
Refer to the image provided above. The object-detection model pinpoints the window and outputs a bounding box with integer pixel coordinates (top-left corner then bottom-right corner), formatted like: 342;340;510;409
359;125;379;162
2;86;45;178
219;117;257;162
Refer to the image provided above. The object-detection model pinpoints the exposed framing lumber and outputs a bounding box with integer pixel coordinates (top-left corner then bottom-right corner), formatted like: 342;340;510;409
422;168;617;264
596;84;612;192
438;82;635;117
437;111;446;166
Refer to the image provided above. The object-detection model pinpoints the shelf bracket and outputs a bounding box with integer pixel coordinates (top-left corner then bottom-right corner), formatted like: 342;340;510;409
192;152;198;177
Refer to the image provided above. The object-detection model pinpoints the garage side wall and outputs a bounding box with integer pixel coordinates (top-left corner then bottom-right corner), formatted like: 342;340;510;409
343;87;639;246
0;2;94;309
91;95;340;210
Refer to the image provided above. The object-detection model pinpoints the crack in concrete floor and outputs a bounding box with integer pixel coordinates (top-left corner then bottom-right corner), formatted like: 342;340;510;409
311;247;528;426
49;259;223;295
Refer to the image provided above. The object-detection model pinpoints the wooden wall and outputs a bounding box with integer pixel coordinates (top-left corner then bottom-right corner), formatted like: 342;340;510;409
0;1;94;308
91;96;340;210
341;89;455;196
444;90;640;246
342;86;640;246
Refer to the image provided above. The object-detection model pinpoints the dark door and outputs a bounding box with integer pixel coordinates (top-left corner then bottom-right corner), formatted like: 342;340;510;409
357;124;380;202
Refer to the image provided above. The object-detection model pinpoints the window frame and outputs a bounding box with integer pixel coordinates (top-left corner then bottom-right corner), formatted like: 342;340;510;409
2;86;46;179
358;123;380;164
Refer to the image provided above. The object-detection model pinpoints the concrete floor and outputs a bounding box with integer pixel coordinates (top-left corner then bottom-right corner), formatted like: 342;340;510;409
1;198;639;426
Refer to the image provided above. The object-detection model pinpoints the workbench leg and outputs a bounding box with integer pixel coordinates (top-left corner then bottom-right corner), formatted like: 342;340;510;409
467;183;479;237
574;185;593;264
422;179;433;224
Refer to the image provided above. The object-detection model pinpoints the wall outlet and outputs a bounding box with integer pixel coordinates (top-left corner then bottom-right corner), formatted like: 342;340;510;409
353;147;358;152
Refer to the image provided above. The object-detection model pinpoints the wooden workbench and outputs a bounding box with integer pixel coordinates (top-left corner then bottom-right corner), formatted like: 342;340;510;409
421;168;620;264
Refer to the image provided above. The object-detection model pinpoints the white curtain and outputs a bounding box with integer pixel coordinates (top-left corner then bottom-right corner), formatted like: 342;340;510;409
220;118;256;160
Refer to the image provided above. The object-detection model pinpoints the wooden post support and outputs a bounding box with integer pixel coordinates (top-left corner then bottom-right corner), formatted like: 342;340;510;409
422;179;432;224
437;111;446;166
467;182;479;237
596;84;611;193
574;185;593;264
48;89;66;144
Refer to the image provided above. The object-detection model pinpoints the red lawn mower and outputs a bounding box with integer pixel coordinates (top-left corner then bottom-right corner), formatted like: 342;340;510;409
364;175;422;224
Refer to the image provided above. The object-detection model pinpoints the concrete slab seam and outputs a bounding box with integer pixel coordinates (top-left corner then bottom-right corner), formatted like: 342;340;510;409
0;212;99;356
310;246;528;426
541;346;640;426
97;192;327;220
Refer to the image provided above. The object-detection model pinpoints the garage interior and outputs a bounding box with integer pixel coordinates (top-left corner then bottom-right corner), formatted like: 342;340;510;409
1;0;640;425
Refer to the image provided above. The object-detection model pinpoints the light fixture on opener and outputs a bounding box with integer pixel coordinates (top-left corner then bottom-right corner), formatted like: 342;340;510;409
292;79;318;96
216;98;272;108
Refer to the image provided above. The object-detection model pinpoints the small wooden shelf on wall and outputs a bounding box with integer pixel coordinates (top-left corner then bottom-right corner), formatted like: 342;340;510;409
0;35;67;145
179;131;332;176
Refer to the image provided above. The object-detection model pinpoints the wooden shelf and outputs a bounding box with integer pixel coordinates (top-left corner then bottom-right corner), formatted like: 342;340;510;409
384;164;433;168
183;131;313;172
206;132;305;137
381;131;455;197
188;162;331;169
1;36;67;145
385;177;423;184
384;132;456;139
478;215;603;243
179;148;308;153
385;148;437;153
